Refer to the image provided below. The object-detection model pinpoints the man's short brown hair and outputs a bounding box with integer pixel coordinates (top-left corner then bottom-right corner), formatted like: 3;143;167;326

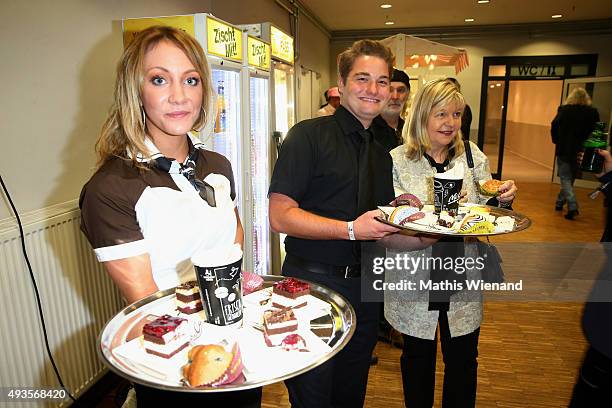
337;40;395;84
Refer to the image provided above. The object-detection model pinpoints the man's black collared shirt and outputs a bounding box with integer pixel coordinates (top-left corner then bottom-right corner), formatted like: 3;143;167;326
269;105;395;266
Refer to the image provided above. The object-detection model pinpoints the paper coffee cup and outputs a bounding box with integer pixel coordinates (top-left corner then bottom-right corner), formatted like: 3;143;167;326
433;163;464;214
192;245;243;327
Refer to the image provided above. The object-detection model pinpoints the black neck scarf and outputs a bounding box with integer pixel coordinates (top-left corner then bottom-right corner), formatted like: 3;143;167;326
153;139;217;207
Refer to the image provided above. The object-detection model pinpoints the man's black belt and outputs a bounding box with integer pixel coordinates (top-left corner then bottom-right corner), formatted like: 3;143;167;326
285;254;361;278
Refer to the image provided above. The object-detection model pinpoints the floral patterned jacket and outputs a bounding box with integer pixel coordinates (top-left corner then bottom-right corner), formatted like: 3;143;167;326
384;141;493;339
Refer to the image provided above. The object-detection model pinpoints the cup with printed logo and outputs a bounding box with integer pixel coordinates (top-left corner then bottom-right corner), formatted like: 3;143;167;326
192;245;243;328
433;163;464;215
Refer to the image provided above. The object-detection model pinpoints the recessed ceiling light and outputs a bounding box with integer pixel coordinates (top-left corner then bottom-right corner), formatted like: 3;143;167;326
380;4;392;8
552;14;563;19
385;20;395;25
477;0;490;3
465;18;475;22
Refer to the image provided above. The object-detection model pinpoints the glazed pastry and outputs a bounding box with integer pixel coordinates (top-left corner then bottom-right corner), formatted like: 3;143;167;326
391;193;423;209
479;179;504;196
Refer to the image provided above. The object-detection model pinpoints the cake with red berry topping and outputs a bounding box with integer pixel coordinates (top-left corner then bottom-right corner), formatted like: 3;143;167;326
263;308;299;346
175;281;203;315
271;277;310;309
142;314;189;359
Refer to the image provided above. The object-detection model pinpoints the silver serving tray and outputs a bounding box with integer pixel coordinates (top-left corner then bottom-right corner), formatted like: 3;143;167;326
376;203;531;237
98;275;356;392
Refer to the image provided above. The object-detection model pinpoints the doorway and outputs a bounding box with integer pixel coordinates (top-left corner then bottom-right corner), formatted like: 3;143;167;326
502;79;563;182
478;54;597;180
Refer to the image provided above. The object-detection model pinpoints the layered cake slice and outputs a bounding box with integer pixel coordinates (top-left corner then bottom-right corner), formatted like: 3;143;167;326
175;280;203;315
263;308;299;346
272;277;310;309
142;314;189;359
437;210;456;229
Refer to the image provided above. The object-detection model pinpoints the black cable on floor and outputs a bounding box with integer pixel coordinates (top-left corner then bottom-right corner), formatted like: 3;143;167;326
0;174;76;403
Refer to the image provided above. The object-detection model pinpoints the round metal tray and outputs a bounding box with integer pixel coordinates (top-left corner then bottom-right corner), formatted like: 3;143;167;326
98;275;356;392
376;203;531;237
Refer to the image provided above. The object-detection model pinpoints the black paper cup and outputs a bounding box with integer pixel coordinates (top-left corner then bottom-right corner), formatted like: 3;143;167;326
434;176;463;214
194;257;243;327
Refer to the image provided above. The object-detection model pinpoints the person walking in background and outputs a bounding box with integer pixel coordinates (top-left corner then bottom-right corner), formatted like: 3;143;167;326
315;86;341;117
569;148;612;407
551;87;600;220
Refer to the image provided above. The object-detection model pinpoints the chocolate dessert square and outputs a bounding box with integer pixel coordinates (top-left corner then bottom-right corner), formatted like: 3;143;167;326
263;308;298;346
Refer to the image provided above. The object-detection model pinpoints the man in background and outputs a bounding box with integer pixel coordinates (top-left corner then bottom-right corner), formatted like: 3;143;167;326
315;86;341;117
377;68;411;147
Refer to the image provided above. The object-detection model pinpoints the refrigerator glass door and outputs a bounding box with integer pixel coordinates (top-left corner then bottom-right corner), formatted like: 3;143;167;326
273;62;295;134
212;68;243;213
249;75;271;275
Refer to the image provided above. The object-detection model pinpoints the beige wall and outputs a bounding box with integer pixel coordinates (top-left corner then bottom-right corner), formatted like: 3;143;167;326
504;80;563;169
507;80;563;125
0;0;329;220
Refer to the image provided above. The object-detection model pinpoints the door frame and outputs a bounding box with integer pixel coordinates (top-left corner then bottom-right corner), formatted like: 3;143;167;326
478;54;598;178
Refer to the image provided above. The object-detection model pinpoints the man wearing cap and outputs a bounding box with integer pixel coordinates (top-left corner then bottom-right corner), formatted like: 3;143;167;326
373;68;411;150
315;86;341;117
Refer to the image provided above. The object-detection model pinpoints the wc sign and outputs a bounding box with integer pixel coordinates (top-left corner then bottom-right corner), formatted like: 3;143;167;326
511;64;565;77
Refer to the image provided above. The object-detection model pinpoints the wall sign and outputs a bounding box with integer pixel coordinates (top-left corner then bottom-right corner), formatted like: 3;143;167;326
510;64;565;77
206;16;242;61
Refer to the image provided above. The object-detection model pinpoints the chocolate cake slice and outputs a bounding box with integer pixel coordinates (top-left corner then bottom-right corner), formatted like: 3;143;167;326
142;314;189;359
271;277;310;309
263;308;298;346
175;280;203;315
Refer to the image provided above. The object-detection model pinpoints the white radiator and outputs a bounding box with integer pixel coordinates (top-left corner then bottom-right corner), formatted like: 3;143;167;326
0;199;124;407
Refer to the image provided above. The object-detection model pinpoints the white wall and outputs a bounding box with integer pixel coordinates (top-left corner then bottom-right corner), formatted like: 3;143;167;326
0;0;330;220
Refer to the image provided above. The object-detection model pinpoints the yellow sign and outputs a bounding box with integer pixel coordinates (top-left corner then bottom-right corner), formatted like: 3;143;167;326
206;16;242;61
123;15;195;48
247;36;271;70
270;26;294;64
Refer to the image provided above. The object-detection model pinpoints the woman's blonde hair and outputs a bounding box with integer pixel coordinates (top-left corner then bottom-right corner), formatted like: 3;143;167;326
402;78;466;161
95;25;213;169
564;87;592;106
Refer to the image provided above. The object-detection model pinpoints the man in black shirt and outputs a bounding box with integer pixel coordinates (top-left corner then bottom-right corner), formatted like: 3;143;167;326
376;68;411;150
269;40;433;408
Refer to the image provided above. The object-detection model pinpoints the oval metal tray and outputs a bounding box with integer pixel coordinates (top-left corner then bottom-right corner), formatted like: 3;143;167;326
376;203;531;237
98;275;356;392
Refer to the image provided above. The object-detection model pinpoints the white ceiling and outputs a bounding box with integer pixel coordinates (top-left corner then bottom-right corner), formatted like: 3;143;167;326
300;0;612;31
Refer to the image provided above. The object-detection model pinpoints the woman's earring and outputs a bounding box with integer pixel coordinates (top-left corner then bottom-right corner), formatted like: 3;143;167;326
141;107;146;129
